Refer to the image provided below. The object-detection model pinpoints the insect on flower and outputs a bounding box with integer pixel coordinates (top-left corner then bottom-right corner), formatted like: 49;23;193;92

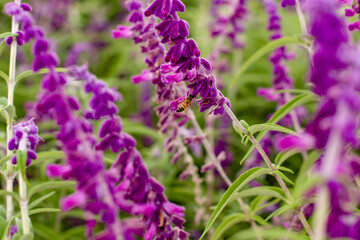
176;93;195;112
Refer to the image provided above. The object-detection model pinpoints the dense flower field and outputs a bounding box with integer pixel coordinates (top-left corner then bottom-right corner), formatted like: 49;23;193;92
0;0;359;239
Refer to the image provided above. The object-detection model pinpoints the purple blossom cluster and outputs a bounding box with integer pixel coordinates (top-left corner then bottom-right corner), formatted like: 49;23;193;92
209;0;248;74
5;1;188;239
279;0;360;238
340;0;360;31
8;119;43;165
210;0;247;49
257;0;298;124
139;0;230;115
31;0;75;31
113;1;199;169
65;64;189;239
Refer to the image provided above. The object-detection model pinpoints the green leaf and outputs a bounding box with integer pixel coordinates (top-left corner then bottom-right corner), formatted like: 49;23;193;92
0;97;16;122
28;191;55;210
0;216;14;240
211;213;247;240
0;71;9;84
0;32;18;38
28;181;76;199
293;151;322;198
17;150;30;186
248;123;298;136
0;155;13;166
275;149;299;166
277;166;294;174
15;68;67;83
29;151;64;167
61;226;85;240
295;150;322;186
0;190;20;203
250;215;269;226
229;36;306;90
273;170;294;185
0;206;5;219
199;167;272;240
232;186;287;203
228;227;310;240
27;208;60;216
250;195;270;212
0;40;7;57
252;198;281;214
12;234;34;240
33;224;62;240
240;93;318;165
265;202;299;222
274;89;313;95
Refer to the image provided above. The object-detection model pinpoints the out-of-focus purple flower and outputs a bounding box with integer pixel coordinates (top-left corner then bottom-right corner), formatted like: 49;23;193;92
303;1;360;238
280;0;295;8
8;119;43;165
66;64;189;239
340;0;360;31
277;133;315;151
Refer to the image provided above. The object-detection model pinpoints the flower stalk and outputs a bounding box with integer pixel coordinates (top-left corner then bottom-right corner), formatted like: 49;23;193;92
223;104;315;239
5;1;21;239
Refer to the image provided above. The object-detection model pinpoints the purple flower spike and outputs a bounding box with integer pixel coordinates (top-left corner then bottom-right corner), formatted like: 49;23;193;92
280;0;295;8
61;191;87;211
144;0;185;19
7;119;43;165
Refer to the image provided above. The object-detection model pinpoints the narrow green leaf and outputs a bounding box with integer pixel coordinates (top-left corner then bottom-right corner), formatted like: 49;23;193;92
12;234;34;240
293;151;322;198
230;36;306;90
295;150;322;186
252;198;281;214
28;181;76;199
0;32;18;38
277;166;294;174
240;93;318;165
274;89;313;95
265;202;299;222
228;227;310;240
61;226;85;240
0;104;16;122
0;40;7;57
273;170;294;185
0;155;13;166
248;123;298;136
32;224;62;240
17;150;30;186
199;167;272;240
28;208;60;216
0;190;20;203
275;148;299;166
250;215;269;226
29;151;64;167
28;191;55;210
232;186;287;203
0;71;9;84
15;68;67;83
250;195;270;212
211;213;247;240
0;217;14;240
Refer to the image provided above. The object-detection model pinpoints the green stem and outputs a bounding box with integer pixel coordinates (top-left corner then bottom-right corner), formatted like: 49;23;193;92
188;110;263;240
5;1;21;239
224;104;315;240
